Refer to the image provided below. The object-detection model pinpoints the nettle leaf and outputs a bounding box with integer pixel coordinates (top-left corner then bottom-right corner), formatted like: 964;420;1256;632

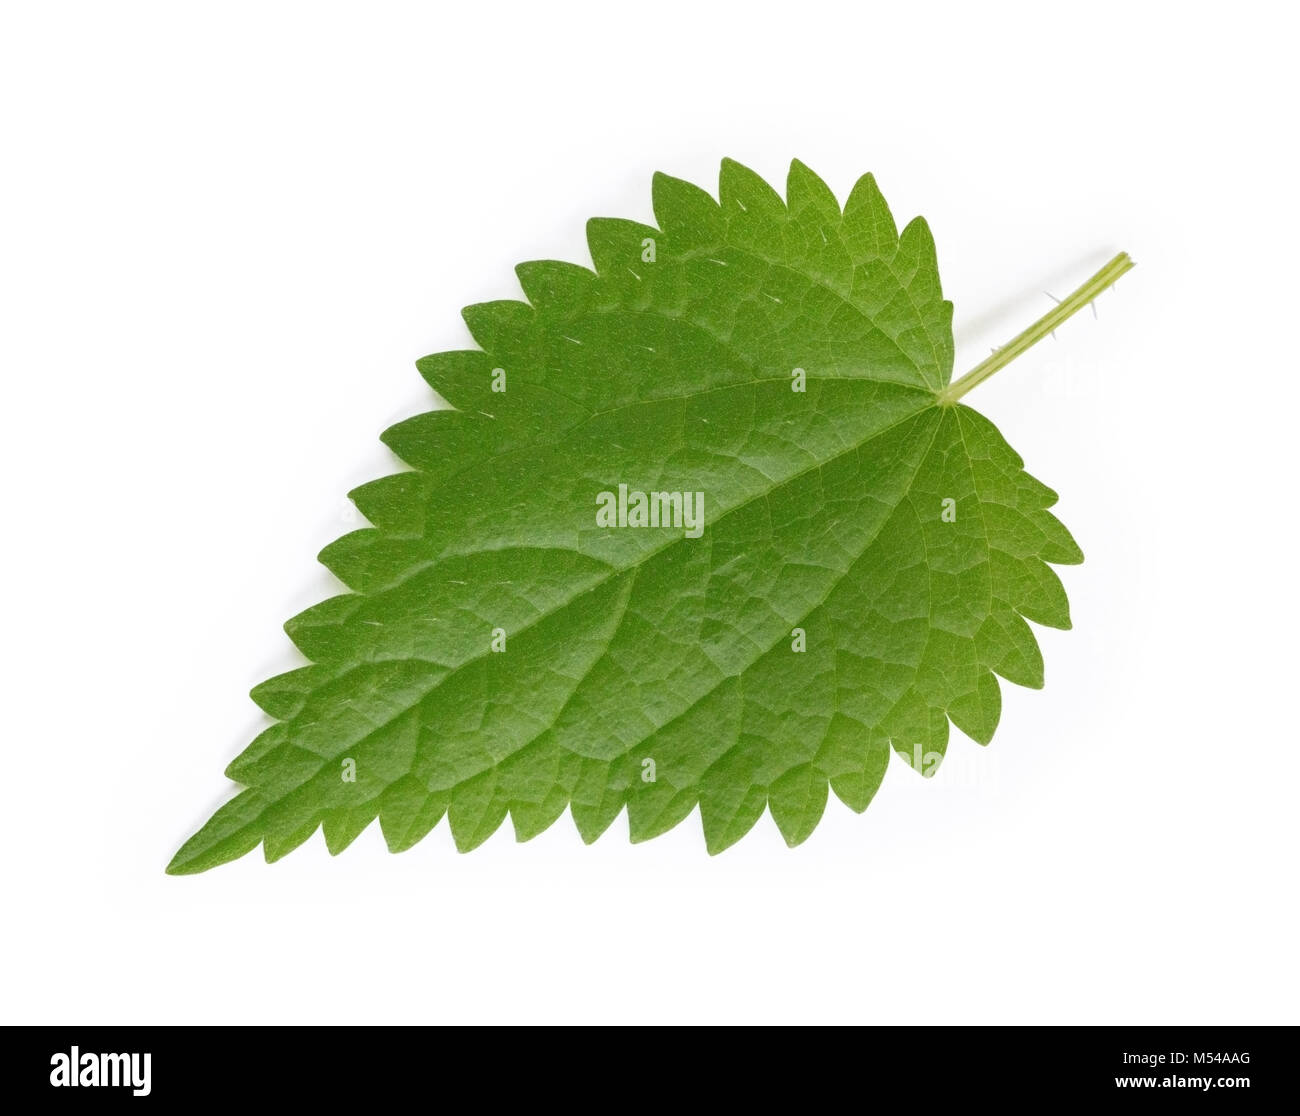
170;159;1130;873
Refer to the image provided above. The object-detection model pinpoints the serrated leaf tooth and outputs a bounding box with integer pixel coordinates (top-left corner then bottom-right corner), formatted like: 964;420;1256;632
380;409;500;474
978;610;1045;690
830;765;886;813
509;792;572;843
698;746;765;853
515;259;599;315
502;741;580;842
700;791;765;854
379;412;444;470
1040;511;1084;565
897;216;942;294
843;172;898;258
885;692;949;775
378;776;447;852
820;722;890;813
318;529;433;594
626;781;697;843
284;593;362;662
261;799;321;863
226;738;321;795
415;349;495;408
718;157;785;219
767;763;829;847
1011;558;1072;630
651;170;724;247
322;806;377;855
447;768;508;851
224;723;286;780
1018;472;1055;507
590;215;660;280
786;158;840;220
249;665;330;720
317;528;380;590
947;671;1002;746
348;472;430;537
570;799;624;844
460;298;534;355
569;756;630;843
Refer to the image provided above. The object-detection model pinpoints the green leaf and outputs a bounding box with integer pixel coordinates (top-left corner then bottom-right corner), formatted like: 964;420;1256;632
169;159;1100;874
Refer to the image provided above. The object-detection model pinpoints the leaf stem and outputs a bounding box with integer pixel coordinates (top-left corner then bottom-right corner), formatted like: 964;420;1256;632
938;251;1134;405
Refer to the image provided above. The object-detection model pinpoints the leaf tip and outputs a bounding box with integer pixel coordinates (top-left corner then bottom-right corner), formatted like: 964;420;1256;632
164;840;226;876
163;852;195;876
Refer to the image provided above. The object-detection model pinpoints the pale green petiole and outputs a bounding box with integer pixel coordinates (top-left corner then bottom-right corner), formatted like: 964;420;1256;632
939;251;1134;405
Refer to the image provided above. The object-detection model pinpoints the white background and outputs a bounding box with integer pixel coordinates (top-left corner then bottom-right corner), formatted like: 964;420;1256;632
2;1;1296;1025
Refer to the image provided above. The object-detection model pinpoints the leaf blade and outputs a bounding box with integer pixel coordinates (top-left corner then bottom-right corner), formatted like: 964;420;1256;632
172;162;1082;870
